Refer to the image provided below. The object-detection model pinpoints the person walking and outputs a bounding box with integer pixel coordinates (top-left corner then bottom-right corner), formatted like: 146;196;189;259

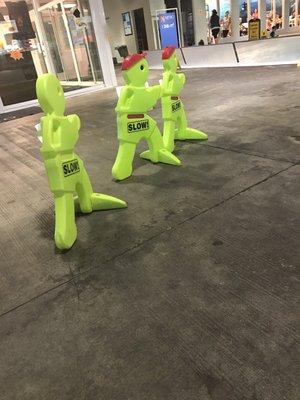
221;10;231;37
209;9;221;44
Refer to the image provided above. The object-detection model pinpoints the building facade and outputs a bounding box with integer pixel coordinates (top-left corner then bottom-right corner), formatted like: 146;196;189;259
0;0;116;113
1;0;299;112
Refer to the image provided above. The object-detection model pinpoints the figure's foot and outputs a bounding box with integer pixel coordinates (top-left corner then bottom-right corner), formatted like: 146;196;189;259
158;149;181;165
91;193;127;210
74;193;126;212
140;149;181;166
55;224;77;250
176;128;208;141
112;162;133;181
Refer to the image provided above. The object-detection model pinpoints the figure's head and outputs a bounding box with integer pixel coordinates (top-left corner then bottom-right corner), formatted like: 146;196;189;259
122;53;149;86
36;73;65;116
162;46;179;72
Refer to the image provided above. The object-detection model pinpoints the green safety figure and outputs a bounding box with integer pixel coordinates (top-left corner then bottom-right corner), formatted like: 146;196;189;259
161;46;207;152
112;53;181;181
36;73;126;250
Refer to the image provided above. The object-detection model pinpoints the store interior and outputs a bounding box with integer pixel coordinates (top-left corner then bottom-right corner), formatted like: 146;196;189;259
0;0;102;106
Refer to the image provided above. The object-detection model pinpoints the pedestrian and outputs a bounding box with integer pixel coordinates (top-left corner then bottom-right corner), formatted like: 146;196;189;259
209;9;221;44
270;25;278;38
221;10;231;37
252;8;259;19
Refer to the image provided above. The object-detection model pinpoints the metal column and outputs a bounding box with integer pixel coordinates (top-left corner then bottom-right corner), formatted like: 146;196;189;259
282;0;289;29
258;0;266;32
192;0;208;44
89;0;117;87
231;0;240;41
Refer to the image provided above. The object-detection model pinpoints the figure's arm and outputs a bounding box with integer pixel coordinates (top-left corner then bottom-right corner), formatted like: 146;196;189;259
178;72;186;87
146;84;161;99
68;114;80;131
115;87;133;114
145;84;161;108
40;116;58;154
161;72;173;96
41;115;71;153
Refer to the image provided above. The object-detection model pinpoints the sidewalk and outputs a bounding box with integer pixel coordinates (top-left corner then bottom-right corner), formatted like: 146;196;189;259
0;65;299;400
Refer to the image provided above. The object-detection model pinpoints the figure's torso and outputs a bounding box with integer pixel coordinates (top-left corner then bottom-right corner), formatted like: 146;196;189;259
117;86;158;114
40;114;81;192
40;115;79;156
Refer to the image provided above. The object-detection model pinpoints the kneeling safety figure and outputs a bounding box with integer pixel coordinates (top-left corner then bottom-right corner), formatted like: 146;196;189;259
161;46;207;152
112;53;181;181
36;74;126;250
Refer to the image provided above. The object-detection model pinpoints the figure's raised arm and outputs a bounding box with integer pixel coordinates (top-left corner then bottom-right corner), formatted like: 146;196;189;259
115;86;133;114
40;116;58;154
161;72;173;96
179;72;186;86
145;84;161;109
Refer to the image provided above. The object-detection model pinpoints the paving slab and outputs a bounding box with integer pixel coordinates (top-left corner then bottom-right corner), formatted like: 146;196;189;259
0;65;299;399
174;66;300;163
0;165;298;400
1;120;290;314
1;66;298;314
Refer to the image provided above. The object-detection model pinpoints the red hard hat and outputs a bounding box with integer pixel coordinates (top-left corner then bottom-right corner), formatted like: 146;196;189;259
162;46;176;60
122;53;145;70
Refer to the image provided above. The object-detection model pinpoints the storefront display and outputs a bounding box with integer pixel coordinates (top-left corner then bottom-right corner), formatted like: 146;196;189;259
248;18;261;40
0;1;40;105
0;0;104;109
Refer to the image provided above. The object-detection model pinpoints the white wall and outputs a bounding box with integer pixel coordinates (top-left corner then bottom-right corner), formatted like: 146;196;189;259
103;0;155;61
149;0;165;15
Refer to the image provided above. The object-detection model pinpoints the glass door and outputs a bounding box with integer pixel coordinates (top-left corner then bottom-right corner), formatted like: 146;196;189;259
63;0;102;82
39;4;76;82
38;0;102;87
0;0;48;106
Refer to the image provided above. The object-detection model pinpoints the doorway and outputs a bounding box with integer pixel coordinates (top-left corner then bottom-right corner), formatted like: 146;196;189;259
38;0;102;87
133;8;148;52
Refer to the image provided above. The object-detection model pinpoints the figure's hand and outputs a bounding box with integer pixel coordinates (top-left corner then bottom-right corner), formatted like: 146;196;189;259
179;73;186;86
161;73;174;96
41;117;58;153
150;84;161;100
67;114;81;131
115;87;133;114
115;105;131;113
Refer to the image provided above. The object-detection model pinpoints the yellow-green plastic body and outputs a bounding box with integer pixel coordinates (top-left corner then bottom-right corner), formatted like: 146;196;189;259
36;73;126;249
161;53;207;152
112;58;181;181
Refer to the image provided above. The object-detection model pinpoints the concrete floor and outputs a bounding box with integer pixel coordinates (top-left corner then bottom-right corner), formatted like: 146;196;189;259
0;65;299;400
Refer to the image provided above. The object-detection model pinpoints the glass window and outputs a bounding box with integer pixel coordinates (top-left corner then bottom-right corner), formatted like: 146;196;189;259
0;0;103;107
0;0;47;105
289;0;300;26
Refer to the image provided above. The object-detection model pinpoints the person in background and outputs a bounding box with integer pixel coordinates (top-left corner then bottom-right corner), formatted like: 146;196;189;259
209;9;221;44
275;14;282;29
221;10;231;37
289;11;294;27
198;39;205;45
239;17;247;36
266;11;273;31
270;25;278;38
252;9;259;19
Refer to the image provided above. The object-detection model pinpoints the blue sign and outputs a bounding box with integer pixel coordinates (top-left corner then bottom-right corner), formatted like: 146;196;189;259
158;11;179;48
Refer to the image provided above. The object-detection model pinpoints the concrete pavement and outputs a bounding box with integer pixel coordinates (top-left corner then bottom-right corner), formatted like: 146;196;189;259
0;65;299;400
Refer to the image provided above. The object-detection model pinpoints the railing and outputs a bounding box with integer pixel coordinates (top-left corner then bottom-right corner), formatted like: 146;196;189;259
147;35;300;69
